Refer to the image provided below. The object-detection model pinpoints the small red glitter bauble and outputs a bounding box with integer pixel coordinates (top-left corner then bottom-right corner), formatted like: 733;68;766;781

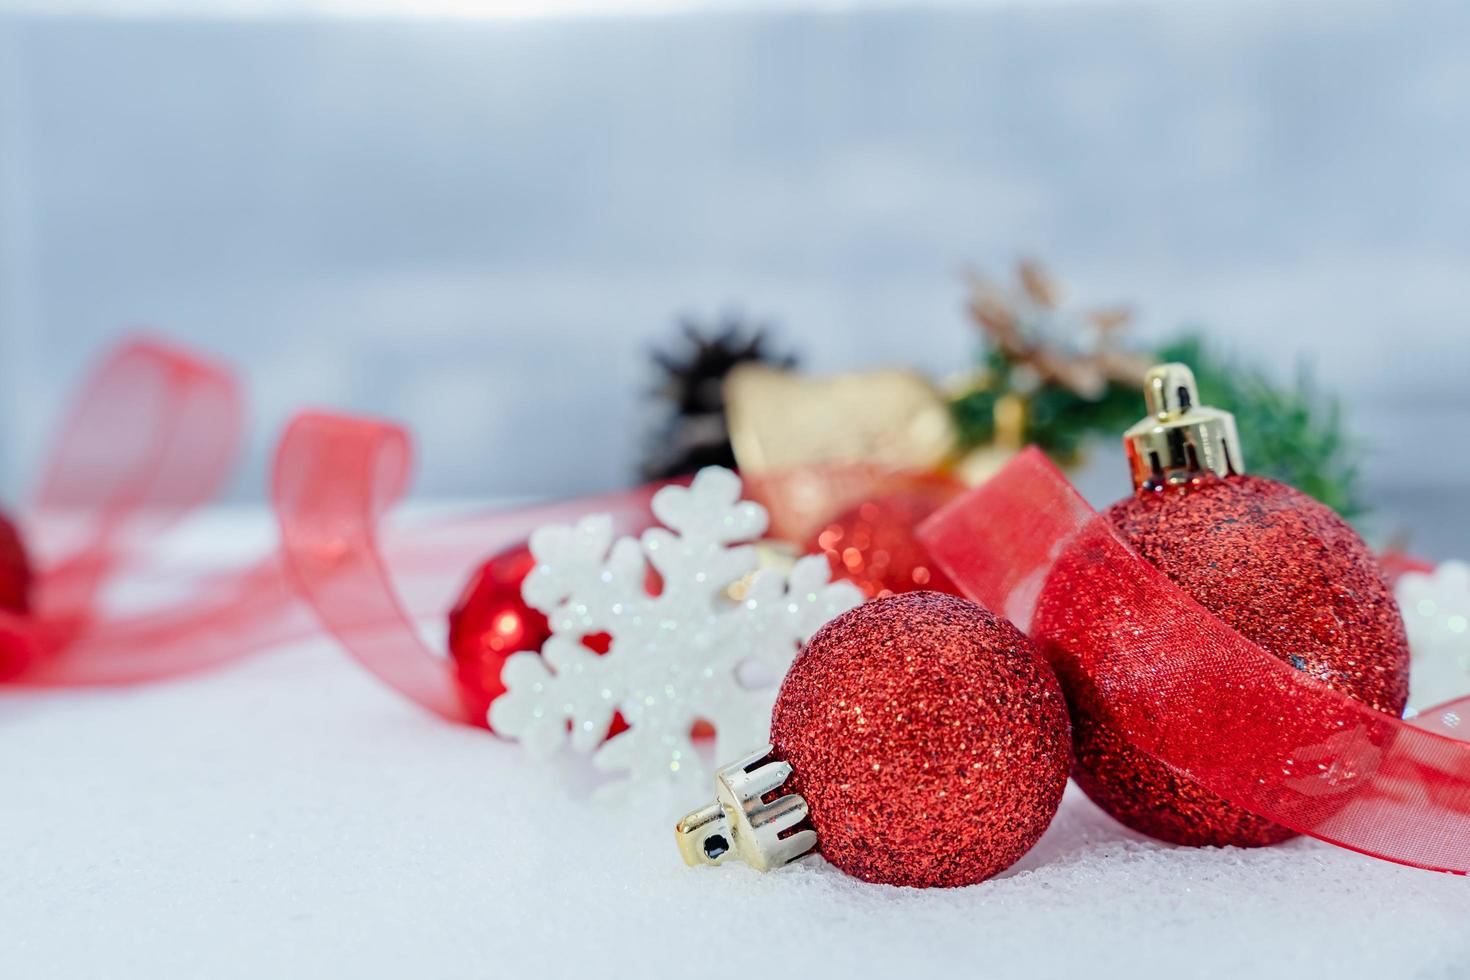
448;544;553;729
0;510;32;616
1054;475;1410;848
449;544;641;739
770;591;1071;887
807;494;959;599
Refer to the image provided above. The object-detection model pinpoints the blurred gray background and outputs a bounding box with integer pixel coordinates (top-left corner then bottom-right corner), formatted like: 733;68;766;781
0;0;1467;554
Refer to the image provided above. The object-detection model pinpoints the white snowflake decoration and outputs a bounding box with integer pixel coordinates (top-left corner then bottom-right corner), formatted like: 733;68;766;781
1397;561;1470;715
489;466;863;793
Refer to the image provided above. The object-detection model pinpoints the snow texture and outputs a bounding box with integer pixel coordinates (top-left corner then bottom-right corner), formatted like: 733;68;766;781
1400;562;1470;715
490;467;863;794
5;638;1469;980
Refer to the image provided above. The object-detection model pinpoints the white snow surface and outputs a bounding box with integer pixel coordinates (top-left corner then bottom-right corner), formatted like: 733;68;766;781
3;516;1469;979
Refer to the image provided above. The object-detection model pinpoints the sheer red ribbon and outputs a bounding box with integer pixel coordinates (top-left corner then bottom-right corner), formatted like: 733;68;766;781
5;338;301;686
270;411;966;726
271;412;663;724
919;447;1470;874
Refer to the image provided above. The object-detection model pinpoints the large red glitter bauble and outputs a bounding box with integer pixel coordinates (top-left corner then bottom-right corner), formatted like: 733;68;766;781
0;510;31;616
807;494;959;599
770;591;1071;887
448;544;553;729
1052;475;1410;848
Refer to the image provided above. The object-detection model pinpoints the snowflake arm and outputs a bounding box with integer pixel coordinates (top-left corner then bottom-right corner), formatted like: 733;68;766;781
490;466;864;793
490;636;621;757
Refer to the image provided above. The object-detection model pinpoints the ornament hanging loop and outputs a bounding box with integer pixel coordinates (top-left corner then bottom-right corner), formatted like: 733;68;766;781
1124;362;1244;492
676;744;817;872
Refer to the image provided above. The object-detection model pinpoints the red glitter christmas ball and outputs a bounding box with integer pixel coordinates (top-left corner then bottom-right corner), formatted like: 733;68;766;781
0;509;32;616
1054;475;1410;848
449;544;639;739
807;493;959;599
448;544;553;729
770;591;1071;887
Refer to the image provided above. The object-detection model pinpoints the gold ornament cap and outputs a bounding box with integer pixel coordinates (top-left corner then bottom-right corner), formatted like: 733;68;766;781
675;744;817;872
1123;363;1243;491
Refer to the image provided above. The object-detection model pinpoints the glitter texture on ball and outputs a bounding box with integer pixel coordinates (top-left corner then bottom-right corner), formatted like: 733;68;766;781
770;591;1071;887
1052;475;1411;848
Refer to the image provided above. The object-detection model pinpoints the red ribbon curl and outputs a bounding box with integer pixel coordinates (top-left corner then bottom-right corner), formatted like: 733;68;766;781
271;412;663;725
5;338;301;686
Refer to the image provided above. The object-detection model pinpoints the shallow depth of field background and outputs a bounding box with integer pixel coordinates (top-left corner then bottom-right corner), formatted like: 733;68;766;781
1;0;1466;552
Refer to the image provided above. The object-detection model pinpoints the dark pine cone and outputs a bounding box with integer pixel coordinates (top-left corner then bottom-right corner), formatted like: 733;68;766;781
640;316;797;481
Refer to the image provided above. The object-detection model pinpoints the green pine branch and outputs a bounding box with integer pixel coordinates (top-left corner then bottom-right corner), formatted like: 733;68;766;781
1158;336;1364;520
949;335;1366;519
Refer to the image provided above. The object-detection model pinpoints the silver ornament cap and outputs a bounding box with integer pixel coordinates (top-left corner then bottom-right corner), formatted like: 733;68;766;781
675;744;817;871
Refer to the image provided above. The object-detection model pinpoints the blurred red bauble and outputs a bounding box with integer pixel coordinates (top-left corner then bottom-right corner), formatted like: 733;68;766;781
0;510;32;616
448;544;553;730
447;544;655;741
807;493;958;599
1044;475;1410;848
770;591;1070;887
0;509;34;682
